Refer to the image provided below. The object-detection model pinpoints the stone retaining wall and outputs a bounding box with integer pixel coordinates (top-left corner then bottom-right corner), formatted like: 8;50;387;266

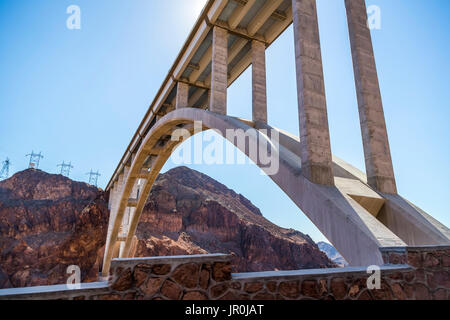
0;247;448;300
227;245;450;300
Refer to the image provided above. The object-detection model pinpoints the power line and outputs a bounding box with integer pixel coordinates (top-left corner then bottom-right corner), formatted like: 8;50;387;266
86;170;101;187
0;158;11;180
57;161;74;177
26;151;44;169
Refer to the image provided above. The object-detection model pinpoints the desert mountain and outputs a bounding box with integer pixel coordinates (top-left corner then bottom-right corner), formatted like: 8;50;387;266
0;167;335;289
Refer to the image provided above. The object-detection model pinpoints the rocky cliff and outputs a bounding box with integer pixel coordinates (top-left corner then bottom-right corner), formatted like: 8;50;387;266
135;167;335;272
0;167;334;289
0;169;109;288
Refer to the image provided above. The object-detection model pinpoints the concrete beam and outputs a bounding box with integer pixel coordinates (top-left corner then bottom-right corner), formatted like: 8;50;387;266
228;51;252;85
292;0;334;185
189;88;207;107
228;38;248;63
210;26;228;114
248;0;283;36
229;0;257;29
345;0;397;194
214;20;266;43
189;37;247;86
127;198;138;208
265;7;293;43
251;40;267;123
189;47;212;83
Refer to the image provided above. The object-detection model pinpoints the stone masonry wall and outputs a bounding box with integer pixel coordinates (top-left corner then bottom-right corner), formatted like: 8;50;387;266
0;246;448;300
226;246;449;300
223;246;449;300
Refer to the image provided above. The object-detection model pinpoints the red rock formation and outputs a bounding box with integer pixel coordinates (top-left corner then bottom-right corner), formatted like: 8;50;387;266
0;169;109;288
0;167;334;289
135;167;335;272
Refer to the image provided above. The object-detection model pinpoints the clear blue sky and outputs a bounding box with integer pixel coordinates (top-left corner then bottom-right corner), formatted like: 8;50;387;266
0;0;449;243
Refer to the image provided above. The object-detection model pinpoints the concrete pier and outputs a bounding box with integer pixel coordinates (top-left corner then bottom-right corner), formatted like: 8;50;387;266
210;26;228;115
251;40;268;123
292;0;334;186
345;0;397;194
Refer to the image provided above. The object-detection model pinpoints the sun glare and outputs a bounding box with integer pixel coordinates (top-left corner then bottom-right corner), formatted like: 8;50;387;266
192;0;208;16
180;0;208;20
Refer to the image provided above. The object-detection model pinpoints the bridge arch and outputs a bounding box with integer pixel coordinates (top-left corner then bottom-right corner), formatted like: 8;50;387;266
102;108;407;276
102;0;450;277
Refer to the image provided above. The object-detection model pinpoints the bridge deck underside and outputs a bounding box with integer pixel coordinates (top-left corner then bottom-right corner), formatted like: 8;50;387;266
107;0;293;190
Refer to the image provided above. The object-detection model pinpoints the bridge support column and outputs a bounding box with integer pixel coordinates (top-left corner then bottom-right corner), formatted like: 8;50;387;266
292;0;334;186
119;178;139;258
345;0;397;194
251;40;267;123
210;26;228;115
176;82;189;109
102;172;125;276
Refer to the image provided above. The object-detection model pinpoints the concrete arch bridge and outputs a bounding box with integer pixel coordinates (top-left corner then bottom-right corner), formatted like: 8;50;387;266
101;0;450;277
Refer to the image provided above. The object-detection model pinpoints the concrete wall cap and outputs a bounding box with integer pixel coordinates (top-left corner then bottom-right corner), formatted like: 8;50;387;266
111;253;232;267
379;247;407;253
406;245;450;251
231;264;412;281
0;281;109;299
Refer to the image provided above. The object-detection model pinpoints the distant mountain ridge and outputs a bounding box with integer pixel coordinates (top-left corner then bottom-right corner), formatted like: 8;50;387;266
317;242;348;267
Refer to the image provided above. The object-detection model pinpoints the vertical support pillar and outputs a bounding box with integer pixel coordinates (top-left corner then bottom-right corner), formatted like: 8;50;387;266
345;0;397;194
251;40;268;123
119;178;139;258
102;172;124;277
176;82;189;109
210;26;228;115
107;185;114;210
117;164;131;259
292;0;334;185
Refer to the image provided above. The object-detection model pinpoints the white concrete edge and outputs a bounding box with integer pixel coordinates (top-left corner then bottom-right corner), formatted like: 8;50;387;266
111;253;231;265
0;281;109;298
231;264;412;281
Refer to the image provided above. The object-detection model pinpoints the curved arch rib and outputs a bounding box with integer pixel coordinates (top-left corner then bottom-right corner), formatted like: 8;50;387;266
102;108;450;277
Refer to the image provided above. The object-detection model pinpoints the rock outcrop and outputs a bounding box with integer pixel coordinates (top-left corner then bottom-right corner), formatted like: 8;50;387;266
0;167;334;289
0;169;109;288
135;167;335;272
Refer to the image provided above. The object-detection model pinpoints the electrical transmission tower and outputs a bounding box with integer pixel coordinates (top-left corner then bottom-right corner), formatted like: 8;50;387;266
0;158;11;180
86;170;101;187
57;161;74;177
26;151;44;169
